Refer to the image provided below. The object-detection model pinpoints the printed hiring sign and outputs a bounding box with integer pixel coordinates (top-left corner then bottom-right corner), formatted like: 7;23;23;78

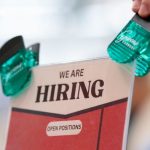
6;58;134;150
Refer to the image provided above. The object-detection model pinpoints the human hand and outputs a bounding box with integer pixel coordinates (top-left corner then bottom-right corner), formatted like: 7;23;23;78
132;0;150;18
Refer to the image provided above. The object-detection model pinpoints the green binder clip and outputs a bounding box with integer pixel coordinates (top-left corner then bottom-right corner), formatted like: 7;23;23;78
0;36;40;96
107;14;150;77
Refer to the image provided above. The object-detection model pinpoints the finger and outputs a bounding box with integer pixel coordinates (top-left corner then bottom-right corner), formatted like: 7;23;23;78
132;0;142;12
138;0;150;18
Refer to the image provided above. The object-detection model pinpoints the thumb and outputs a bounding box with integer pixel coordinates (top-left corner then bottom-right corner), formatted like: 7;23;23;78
138;0;150;18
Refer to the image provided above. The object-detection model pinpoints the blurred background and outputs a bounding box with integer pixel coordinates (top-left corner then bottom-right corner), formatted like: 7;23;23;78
0;0;133;65
1;0;149;150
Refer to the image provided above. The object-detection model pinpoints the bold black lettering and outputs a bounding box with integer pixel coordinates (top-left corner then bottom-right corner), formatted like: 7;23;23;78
56;84;69;101
77;81;91;99
70;70;75;77
36;85;49;103
70;82;77;100
49;85;56;101
91;80;104;97
60;71;69;78
80;69;84;76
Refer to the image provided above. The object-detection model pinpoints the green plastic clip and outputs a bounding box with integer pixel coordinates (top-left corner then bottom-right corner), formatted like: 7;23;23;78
0;36;40;96
108;14;150;77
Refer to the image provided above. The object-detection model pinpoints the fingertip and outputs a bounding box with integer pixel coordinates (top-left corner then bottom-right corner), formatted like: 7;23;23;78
132;0;141;12
138;4;150;18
